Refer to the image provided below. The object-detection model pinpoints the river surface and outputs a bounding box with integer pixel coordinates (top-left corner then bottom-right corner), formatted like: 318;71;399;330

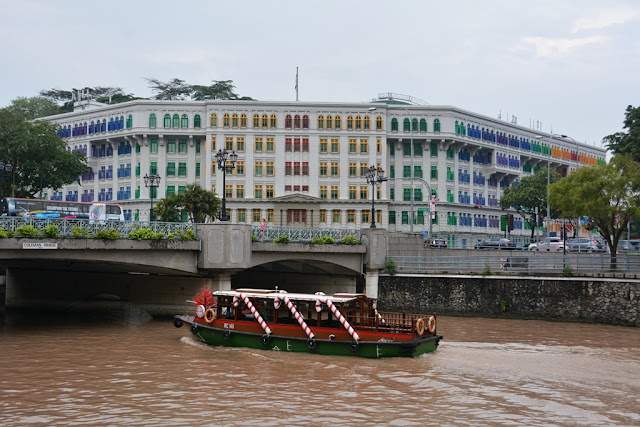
1;307;639;426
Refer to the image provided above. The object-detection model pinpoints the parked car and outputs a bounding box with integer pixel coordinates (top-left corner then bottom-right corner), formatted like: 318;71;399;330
425;238;447;248
527;237;566;252
474;237;517;250
620;240;640;252
566;238;606;253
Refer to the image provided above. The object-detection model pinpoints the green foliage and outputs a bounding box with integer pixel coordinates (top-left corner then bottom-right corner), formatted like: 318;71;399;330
6;229;14;238
500;300;508;311
154;184;220;223
341;235;359;245
128;228;165;240
603;105;640;162
482;261;491;277
167;232;177;240
145;77;192;100
549;155;640;265
10;96;63;119
41;224;60;238
385;258;397;275
16;225;38;238
563;264;574;277
71;226;90;239
0;229;7;238
95;229;121;240
251;234;257;242
191;80;244;100
180;229;197;241
311;236;336;244
273;235;290;244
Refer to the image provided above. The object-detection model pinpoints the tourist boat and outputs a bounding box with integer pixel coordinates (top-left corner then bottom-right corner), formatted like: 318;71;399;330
173;288;442;358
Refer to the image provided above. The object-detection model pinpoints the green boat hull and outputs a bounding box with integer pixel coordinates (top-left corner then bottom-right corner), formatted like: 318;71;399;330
174;315;441;359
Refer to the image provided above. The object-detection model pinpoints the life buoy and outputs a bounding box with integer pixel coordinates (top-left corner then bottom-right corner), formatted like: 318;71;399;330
204;308;216;324
307;338;317;350
415;318;425;336
427;316;436;334
195;304;206;318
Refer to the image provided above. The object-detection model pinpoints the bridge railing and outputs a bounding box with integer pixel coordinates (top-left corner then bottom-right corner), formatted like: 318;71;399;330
252;225;361;242
387;252;640;275
0;217;196;239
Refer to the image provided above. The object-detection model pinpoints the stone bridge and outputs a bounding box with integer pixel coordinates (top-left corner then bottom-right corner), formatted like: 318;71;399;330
0;225;388;315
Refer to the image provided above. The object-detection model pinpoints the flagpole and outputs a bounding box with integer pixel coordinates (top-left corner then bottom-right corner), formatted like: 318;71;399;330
295;67;299;101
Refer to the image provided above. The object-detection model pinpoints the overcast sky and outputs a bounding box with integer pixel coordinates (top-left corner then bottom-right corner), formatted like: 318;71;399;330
2;0;638;151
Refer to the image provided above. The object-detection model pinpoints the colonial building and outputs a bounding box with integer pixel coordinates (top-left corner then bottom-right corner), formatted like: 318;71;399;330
45;93;606;247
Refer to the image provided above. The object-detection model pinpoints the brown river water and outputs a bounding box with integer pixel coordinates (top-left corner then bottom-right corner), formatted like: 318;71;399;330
1;307;639;426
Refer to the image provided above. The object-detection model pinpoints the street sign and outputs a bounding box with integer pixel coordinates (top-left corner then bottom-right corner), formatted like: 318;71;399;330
418;208;430;212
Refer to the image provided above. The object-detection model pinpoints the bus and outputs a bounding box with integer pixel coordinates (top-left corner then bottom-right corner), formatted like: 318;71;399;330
0;197;125;221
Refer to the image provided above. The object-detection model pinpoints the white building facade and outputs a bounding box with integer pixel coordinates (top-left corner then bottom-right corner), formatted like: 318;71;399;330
47;96;606;247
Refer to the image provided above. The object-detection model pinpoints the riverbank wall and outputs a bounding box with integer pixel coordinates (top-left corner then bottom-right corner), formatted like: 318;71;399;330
378;275;640;327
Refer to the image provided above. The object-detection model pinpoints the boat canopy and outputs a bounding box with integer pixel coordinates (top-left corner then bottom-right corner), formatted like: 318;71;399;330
213;289;362;304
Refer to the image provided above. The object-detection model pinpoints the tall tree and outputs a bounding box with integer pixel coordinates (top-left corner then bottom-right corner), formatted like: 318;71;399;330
192;80;243;100
499;168;562;239
549;155;640;269
153;184;220;223
0;107;88;198
10;97;63;119
145;78;192;100
603;105;640;162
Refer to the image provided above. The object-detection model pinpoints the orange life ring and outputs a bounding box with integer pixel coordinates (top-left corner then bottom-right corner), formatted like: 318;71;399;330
427;316;436;334
415;318;425;336
204;308;216;324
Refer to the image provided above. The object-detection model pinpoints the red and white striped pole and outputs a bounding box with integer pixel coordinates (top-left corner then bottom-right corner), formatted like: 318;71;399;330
234;293;272;335
317;297;360;342
275;293;314;340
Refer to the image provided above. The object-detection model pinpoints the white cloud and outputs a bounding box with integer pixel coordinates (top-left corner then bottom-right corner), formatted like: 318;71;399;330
571;9;637;33
521;36;607;58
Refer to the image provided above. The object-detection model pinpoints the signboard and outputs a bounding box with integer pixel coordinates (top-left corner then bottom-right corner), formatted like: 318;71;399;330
418;208;430;212
23;242;58;249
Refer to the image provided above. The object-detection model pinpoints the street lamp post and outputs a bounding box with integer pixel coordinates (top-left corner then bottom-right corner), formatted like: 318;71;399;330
0;162;13;200
143;174;161;221
365;166;387;228
215;149;238;222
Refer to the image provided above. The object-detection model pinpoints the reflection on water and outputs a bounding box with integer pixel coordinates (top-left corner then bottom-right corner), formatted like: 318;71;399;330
1;308;639;426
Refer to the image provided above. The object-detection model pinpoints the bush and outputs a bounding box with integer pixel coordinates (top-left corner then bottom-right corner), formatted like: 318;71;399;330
41;224;60;238
95;229;121;240
563;264;574;277
0;229;7;238
251;234;257;242
71;226;90;239
6;229;14;238
482;261;491;277
273;235;290;244
128;228;165;240
180;228;197;241
167;232;177;240
312;235;336;244
16;225;38;238
385;258;397;275
341;235;359;245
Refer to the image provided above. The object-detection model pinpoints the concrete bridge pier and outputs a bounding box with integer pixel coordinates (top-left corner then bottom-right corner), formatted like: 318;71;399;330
360;228;389;300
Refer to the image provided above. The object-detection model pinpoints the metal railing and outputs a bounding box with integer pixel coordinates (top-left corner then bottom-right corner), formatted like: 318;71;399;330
251;225;360;242
0;217;197;239
387;252;640;275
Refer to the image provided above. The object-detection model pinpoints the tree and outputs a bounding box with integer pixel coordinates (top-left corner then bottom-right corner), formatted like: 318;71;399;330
9;97;63;119
145;78;193;100
39;86;135;111
549;155;640;269
603;105;640;162
191;80;253;100
0;107;89;198
154;184;221;223
499;168;562;239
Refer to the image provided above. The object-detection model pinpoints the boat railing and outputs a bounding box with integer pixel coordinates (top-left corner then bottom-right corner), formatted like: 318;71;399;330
353;311;430;335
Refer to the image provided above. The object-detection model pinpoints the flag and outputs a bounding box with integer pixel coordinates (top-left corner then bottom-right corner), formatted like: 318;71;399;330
295;67;299;101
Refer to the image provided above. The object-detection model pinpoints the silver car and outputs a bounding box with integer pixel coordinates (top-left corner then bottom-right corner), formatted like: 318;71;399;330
567;238;606;253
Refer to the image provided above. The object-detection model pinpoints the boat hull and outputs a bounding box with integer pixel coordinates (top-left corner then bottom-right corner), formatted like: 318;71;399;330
174;315;441;359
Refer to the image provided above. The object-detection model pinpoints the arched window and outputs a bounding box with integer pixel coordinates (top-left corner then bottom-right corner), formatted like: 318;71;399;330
285;115;292;128
335;115;341;129
120;116;124;129
347;116;354;129
126;115;132;129
194;114;201;128
326;115;333;129
355;116;362;130
294;115;301;129
262;114;269;128
108;118;114;131
89;121;95;134
270;114;277;128
232;114;238;128
102;119;106;132
433;119;441;133
318;115;325;129
403;118;410;132
210;114;217;127
149;114;157;128
363;116;370;130
181;114;188;128
391;118;398;131
412;118;418;132
302;115;309;129
223;113;230;127
420;119;427;132
172;114;180;128
455;121;459;134
240;114;247;128
253;114;260;128
376;116;383;130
